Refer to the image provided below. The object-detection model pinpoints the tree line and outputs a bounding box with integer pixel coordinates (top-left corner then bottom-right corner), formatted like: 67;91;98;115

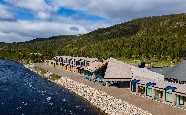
0;13;186;67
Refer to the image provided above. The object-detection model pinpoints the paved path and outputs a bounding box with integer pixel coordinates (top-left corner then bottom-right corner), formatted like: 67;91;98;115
35;63;186;115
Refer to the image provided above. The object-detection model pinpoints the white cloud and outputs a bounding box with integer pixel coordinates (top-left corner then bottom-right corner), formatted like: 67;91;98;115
0;0;110;43
37;11;50;19
6;0;48;11
3;0;186;21
52;0;186;21
0;4;15;20
5;0;54;20
0;20;90;42
0;17;110;42
0;0;186;42
0;31;32;43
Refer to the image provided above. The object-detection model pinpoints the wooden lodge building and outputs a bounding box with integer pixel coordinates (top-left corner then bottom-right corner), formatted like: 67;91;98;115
45;56;186;110
83;58;133;86
103;58;133;87
104;58;132;81
45;56;98;74
84;61;107;82
130;66;186;109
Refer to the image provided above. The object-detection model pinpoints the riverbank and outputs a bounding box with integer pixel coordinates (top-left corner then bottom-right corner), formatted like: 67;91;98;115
31;63;186;115
0;60;106;115
55;77;150;115
24;63;151;115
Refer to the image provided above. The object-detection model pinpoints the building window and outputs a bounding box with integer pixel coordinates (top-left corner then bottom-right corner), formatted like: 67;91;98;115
180;96;184;105
177;95;184;105
154;90;163;100
138;86;145;94
146;86;153;97
131;83;136;92
165;90;173;103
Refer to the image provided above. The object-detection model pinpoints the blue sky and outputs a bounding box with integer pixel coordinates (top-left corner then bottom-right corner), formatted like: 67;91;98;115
0;0;186;42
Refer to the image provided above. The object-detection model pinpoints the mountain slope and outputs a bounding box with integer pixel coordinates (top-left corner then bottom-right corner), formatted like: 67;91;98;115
0;13;186;66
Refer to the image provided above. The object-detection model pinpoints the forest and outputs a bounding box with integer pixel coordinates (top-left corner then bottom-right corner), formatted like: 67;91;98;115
0;13;186;67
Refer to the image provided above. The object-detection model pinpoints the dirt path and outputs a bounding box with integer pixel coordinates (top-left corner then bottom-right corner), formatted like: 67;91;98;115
35;63;186;115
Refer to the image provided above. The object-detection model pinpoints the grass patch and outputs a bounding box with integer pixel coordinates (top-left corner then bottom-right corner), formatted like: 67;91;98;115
119;58;178;68
49;74;61;81
151;61;176;68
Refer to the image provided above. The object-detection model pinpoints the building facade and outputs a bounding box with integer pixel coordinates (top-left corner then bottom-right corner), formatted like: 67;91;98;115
130;67;186;109
45;56;186;110
45;56;99;74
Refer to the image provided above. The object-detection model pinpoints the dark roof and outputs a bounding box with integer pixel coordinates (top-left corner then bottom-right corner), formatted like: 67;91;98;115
150;60;186;81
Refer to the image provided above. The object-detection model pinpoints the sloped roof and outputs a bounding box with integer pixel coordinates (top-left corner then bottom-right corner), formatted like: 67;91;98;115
176;84;186;94
131;66;164;82
132;67;186;95
77;57;98;62
104;58;132;79
132;66;165;88
54;56;98;62
151;60;186;81
85;61;106;72
156;81;186;94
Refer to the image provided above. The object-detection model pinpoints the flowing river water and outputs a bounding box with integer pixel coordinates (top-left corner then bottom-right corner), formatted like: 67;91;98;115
0;60;104;115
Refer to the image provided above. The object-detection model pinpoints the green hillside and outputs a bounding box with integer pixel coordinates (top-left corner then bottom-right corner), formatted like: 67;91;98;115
0;13;186;67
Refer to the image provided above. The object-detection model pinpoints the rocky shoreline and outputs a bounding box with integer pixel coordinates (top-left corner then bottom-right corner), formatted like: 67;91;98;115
24;64;151;115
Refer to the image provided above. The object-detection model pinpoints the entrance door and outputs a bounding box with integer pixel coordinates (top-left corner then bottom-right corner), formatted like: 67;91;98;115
146;86;153;97
176;95;184;106
165;90;173;103
138;86;145;94
131;83;136;92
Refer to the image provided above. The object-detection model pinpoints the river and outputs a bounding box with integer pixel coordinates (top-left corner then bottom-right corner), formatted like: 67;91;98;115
0;60;104;115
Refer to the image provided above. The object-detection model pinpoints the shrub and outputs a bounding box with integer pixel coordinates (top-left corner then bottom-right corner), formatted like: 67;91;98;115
49;74;61;81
